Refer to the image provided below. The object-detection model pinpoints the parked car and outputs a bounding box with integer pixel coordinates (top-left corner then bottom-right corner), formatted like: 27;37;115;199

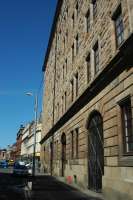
13;162;28;176
17;161;25;166
25;162;32;168
25;162;32;175
8;159;14;166
0;160;8;168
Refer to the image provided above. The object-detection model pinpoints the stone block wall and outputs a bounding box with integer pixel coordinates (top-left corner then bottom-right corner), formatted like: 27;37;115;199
41;0;133;199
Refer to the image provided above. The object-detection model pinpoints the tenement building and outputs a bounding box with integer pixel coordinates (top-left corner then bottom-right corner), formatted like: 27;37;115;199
40;0;133;199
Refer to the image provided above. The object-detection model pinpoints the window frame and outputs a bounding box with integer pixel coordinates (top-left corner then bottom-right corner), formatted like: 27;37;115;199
86;53;91;83
57;102;59;119
112;4;124;48
93;41;99;74
92;0;97;19
75;73;78;97
64;91;67;111
72;43;74;63
71;130;74;159
62;95;64;114
119;97;133;155
71;79;74;102
75;128;79;159
117;96;133;167
72;13;74;28
86;9;90;33
75;1;79;19
76;34;79;55
65;58;67;74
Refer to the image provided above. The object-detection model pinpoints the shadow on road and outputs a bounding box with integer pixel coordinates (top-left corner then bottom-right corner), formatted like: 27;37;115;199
30;175;102;200
0;172;102;200
0;172;27;200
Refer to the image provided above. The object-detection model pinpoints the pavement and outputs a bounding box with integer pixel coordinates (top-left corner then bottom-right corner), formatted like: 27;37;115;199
29;175;102;200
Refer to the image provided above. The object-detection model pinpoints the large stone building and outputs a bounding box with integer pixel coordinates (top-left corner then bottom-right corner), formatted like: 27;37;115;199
40;0;133;199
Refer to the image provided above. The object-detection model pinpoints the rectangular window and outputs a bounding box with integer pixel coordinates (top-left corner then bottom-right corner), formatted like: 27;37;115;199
64;92;67;111
62;96;64;114
56;140;58;160
63;65;64;80
92;0;97;19
64;37;65;51
72;13;74;28
86;9;90;32
93;42;99;74
57;103;59;119
76;2;79;18
86;54;91;83
72;43;74;63
65;59;67;74
113;5;124;47
75;128;79;158
76;34;79;55
75;73;78;97
66;7;68;19
71;131;74;158
71;79;74;102
120;97;133;154
66;30;68;45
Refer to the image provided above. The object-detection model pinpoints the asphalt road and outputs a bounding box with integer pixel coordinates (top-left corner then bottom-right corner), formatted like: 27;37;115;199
0;167;13;174
0;168;102;200
30;175;102;200
0;168;27;200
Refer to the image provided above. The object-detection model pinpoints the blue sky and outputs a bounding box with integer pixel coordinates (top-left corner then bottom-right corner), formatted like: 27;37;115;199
0;0;57;148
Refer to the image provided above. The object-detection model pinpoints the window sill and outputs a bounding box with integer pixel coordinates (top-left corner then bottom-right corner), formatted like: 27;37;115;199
118;156;133;166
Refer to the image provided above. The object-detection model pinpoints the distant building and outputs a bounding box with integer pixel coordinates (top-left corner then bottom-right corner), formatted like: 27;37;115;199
40;1;133;200
10;143;17;161
21;120;42;163
0;149;7;160
6;144;16;161
15;125;24;160
21;123;30;160
6;145;12;160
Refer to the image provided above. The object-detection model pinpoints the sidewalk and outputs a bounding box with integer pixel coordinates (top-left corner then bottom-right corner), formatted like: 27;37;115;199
34;171;104;199
55;176;104;200
28;174;103;200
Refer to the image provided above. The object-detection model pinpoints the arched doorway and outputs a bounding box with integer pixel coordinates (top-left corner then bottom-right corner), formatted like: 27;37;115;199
61;133;66;177
87;111;104;192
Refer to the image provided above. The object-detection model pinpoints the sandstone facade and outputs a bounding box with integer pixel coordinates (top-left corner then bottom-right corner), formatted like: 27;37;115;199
41;1;133;199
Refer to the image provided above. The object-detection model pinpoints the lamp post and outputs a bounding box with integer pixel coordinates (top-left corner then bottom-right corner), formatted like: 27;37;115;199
26;92;38;176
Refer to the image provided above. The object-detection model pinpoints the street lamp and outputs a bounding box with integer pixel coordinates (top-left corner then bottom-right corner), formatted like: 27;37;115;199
26;92;38;176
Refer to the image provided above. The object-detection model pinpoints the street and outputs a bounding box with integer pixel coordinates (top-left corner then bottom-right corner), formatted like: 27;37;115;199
0;168;27;200
0;168;102;200
31;175;102;200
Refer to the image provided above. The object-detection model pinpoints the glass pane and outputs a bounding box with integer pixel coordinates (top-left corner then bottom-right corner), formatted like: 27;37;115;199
121;99;133;153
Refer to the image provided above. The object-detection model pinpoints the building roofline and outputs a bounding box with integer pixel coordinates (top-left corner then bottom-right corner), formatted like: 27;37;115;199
42;0;63;72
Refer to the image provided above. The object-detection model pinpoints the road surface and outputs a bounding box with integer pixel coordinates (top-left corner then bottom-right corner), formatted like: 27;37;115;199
0;168;102;200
